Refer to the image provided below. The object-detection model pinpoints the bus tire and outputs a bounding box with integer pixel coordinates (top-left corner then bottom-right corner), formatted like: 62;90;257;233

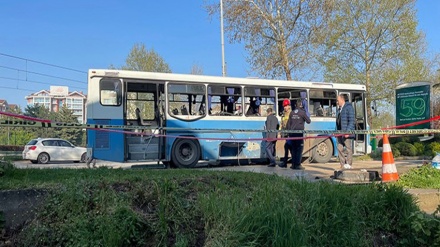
171;138;200;168
311;138;333;163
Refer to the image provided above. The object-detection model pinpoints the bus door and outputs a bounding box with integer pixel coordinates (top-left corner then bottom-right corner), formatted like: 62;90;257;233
339;92;367;155
87;78;125;162
125;82;165;161
352;92;368;155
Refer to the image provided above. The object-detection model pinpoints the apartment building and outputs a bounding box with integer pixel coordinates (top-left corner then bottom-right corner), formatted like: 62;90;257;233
25;86;87;123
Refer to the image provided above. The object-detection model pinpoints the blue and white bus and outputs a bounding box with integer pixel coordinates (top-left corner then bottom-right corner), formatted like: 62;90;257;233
86;69;370;167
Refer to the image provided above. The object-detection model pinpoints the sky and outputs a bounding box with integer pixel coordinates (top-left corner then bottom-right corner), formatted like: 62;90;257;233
0;0;439;110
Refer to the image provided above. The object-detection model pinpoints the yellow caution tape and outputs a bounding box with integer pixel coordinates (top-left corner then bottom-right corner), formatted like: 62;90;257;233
1;119;439;135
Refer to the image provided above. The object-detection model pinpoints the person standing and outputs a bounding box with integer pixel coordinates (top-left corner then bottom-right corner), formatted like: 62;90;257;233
336;94;355;169
279;99;291;167
286;100;311;170
265;108;279;167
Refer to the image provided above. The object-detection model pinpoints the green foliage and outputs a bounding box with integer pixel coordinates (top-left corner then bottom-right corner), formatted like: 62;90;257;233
425;142;440;157
0;145;24;151
53;106;84;146
121;43;172;73
391;146;401;158
2;169;437;246
369;148;383;160
402;211;440;246
0;127;36;146
413;142;426;156
397;166;440;189
369;146;401;159
0;104;86;146
0;159;14;177
207;1;328;80
394;142;418;156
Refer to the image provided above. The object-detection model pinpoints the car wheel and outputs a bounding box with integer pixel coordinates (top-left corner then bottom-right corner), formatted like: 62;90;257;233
80;152;87;163
171;138;200;168
311;138;333;163
30;160;38;164
37;153;50;164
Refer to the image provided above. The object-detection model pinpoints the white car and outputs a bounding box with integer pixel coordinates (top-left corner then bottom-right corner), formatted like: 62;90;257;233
22;138;87;164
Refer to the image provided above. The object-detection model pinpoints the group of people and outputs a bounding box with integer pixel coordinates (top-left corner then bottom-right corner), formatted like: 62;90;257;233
264;94;355;170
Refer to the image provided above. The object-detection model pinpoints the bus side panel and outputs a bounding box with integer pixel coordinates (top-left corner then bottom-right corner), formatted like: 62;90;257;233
87;119;125;162
276;119;338;159
165;118;267;161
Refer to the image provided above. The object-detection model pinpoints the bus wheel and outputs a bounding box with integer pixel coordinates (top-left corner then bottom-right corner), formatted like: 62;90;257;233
171;138;200;168
311;138;333;163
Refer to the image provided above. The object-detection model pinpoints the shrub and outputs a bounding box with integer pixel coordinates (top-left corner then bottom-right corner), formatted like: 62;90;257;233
413;142;425;156
424;142;440;157
0;145;24;151
374;143;400;158
391;146;401;158
370;148;382;160
394;142;417;156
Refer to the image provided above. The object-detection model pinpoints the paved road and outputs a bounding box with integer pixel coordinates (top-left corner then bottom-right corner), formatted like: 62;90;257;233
14;158;425;181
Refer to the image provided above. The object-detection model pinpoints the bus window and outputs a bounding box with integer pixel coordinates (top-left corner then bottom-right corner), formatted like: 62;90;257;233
353;93;364;119
126;92;155;120
168;83;206;119
309;90;337;117
244;87;275;117
100;79;122;106
208;85;242;116
277;89;305;116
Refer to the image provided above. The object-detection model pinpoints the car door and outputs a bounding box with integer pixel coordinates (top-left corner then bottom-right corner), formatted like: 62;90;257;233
42;140;60;161
58;140;76;161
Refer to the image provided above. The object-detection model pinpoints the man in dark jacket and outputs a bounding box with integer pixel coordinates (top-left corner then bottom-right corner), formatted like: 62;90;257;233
336;94;355;169
265;108;279;167
286;100;311;170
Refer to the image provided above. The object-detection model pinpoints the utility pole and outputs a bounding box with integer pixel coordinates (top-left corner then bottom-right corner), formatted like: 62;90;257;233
220;0;226;77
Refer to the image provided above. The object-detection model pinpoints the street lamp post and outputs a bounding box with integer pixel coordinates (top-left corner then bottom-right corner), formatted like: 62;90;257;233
220;0;226;77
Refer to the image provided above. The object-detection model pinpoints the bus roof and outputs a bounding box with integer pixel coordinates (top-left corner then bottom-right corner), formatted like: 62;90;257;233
89;69;366;91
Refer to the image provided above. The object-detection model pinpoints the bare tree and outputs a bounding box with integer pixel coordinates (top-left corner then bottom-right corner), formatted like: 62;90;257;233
190;63;204;75
206;0;331;80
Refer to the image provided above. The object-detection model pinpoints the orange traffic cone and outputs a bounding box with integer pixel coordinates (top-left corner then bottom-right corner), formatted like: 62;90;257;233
381;134;399;182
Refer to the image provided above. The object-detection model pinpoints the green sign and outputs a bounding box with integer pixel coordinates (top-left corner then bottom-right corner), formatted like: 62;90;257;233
395;84;430;129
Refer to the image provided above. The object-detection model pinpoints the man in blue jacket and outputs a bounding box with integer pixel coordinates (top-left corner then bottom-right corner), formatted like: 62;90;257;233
336;94;355;169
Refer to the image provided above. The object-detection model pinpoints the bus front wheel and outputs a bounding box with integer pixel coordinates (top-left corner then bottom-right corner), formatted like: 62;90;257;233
311;138;333;163
171;138;200;168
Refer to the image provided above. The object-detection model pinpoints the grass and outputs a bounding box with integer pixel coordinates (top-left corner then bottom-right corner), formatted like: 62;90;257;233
397;165;440;189
1;163;440;246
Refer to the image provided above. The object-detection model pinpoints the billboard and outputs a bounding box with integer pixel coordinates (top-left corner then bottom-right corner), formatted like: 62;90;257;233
50;86;69;96
395;82;430;129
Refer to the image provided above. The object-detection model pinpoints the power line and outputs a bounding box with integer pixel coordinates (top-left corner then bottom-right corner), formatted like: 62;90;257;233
0;65;86;84
0;76;87;91
0;85;35;93
0;52;87;74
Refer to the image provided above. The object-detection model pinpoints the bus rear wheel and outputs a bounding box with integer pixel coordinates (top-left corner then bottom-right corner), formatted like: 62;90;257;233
171;138;200;168
311;138;333;163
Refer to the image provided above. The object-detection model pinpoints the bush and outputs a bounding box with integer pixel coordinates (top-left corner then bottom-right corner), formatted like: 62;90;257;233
372;146;401;158
0;145;24;151
394;142;417;156
370;148;383;160
391;146;401;158
413;142;425;156
424;142;440;157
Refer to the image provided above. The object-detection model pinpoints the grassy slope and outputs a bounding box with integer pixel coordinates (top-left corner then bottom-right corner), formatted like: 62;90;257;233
1;167;440;247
